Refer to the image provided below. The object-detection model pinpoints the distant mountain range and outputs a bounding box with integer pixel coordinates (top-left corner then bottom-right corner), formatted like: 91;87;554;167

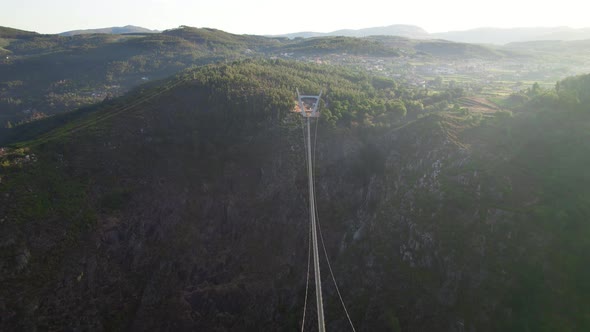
276;24;430;40
433;26;590;44
5;23;590;44
59;25;159;36
278;25;590;45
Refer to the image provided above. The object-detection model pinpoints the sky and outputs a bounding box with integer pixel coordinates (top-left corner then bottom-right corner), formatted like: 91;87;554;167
2;0;588;35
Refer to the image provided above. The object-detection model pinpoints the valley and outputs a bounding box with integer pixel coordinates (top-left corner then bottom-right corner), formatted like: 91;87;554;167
1;22;590;331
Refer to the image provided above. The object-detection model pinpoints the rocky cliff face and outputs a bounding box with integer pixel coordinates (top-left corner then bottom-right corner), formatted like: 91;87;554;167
1;69;587;331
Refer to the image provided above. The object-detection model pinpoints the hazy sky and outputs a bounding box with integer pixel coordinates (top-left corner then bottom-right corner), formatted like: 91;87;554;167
2;0;588;35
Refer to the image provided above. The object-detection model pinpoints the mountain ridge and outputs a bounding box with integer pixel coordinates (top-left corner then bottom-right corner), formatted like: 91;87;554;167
0;26;38;38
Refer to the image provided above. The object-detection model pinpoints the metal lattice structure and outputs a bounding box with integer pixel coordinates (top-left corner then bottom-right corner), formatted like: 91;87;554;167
297;88;322;118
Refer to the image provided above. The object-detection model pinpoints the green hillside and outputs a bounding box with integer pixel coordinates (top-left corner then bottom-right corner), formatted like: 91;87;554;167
278;36;400;56
366;35;518;59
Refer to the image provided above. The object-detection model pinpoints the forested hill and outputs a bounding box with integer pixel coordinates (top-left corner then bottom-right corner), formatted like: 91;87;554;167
0;59;450;145
1;60;590;330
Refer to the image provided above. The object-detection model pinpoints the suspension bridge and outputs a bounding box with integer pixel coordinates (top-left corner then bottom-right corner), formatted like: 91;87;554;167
296;89;356;332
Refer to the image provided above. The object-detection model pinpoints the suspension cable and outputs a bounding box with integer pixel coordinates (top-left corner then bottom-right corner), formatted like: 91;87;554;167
311;117;357;332
300;216;312;332
316;213;357;332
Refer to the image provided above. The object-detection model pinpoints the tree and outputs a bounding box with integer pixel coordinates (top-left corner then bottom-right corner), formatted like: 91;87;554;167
528;82;541;97
433;76;443;87
406;100;424;113
383;99;407;122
